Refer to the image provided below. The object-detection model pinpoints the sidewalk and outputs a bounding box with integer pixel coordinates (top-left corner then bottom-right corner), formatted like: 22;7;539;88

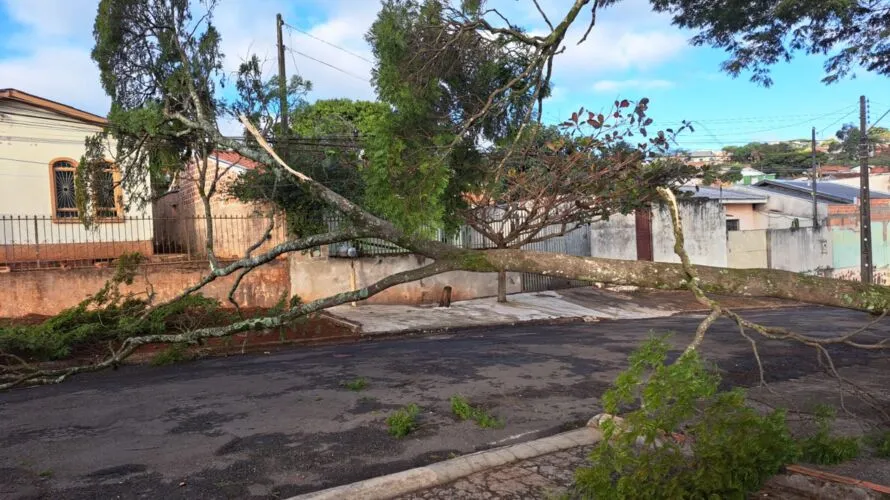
329;287;798;335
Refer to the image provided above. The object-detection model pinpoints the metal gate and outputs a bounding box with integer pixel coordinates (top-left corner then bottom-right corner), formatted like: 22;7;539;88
521;224;593;292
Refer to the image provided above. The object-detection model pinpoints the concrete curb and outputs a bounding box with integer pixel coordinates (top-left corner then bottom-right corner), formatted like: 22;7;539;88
288;427;603;500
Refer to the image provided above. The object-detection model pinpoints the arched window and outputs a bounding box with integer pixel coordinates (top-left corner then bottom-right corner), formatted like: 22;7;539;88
50;159;78;219
49;158;123;221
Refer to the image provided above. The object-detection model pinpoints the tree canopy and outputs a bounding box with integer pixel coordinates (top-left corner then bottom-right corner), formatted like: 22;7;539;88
651;0;890;85
722;142;826;177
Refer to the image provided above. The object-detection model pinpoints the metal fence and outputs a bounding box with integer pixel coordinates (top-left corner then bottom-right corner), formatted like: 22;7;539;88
2;213;595;293
1;214;287;270
325;216;499;257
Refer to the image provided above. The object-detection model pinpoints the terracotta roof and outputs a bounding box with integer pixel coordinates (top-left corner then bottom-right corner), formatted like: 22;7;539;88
209;150;262;170
0;88;107;125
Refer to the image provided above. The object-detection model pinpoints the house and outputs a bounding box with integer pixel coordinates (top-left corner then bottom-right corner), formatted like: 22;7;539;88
736;166;776;185
685;149;729;167
679;185;768;231
0;89;153;268
153;150;286;260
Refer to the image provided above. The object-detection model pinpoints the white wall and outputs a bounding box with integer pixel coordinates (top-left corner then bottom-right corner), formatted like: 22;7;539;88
652;200;728;267
589;213;636;260
0;100;152;245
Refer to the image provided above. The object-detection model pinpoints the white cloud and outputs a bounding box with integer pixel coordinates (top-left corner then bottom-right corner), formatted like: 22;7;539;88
0;0;108;115
0;0;686;120
592;79;674;92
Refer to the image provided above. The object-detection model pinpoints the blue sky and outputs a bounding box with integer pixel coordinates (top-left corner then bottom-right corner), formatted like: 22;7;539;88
1;0;887;150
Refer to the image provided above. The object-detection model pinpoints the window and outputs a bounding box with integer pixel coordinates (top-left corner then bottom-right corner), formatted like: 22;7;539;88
51;159;78;219
50;158;122;221
726;219;740;231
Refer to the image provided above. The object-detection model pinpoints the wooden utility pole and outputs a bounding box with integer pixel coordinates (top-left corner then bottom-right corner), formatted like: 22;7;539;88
276;14;289;155
811;126;818;228
859;95;873;284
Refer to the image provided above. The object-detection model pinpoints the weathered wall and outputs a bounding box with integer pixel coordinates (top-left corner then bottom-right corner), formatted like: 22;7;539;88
827;201;890;283
727;230;767;269
767;227;832;274
589;213;637;260
652;200;728;267
289;252;521;305
0;260;290;317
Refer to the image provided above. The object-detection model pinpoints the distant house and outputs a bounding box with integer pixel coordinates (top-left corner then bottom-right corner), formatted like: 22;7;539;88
742;178;890;228
153;150;286;260
736;166;776;185
686;149;729;167
0;89;153;268
679;185;768;231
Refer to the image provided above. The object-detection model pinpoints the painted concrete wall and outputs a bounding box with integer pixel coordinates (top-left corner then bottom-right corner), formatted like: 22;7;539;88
727;227;831;275
652;200;728;267
589;213;636;260
0;260;289;317
289;252;521;305
0;101;153;258
727;230;767;269
724;204;759;230
768;227;832;274
826;202;890;283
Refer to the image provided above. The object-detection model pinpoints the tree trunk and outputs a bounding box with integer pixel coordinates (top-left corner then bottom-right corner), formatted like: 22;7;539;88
497;269;508;303
475;249;890;313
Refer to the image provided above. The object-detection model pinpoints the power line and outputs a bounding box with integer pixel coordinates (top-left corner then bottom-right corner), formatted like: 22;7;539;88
869;106;890;132
0;156;52;166
283;22;374;64
285;47;369;81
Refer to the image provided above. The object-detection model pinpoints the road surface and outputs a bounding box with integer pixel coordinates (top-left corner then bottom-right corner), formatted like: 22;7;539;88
1;306;887;499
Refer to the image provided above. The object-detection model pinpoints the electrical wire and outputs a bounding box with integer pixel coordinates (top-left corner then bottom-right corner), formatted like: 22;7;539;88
285;47;368;81
869;106;890;132
283;22;374;64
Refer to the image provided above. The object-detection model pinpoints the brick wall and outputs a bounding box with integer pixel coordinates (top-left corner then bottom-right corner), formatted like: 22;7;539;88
0;260;290;318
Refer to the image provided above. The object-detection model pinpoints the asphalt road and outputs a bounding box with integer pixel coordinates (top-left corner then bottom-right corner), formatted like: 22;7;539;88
1;306;887;499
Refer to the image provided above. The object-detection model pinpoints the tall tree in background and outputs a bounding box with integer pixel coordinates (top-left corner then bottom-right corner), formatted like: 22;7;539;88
831;124;890;165
723;142;827;178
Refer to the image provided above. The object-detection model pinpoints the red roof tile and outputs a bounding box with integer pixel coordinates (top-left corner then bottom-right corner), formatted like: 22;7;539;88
210;150;262;170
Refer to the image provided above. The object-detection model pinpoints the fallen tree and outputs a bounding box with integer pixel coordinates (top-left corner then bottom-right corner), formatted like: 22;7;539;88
2;0;889;391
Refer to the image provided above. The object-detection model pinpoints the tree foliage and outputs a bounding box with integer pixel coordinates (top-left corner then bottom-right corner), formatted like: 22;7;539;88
364;0;547;232
88;0;226;208
652;0;890;85
575;336;798;499
722;142;826;177
830;124;890;163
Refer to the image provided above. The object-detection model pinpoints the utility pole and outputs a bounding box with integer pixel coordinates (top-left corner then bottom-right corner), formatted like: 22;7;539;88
276;13;289;157
859;95;873;284
811;126;818;228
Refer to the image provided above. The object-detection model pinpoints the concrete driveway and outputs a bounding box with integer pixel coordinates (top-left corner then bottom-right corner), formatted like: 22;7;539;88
1;307;887;499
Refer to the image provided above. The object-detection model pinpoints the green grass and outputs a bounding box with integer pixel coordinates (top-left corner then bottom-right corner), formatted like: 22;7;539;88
450;395;504;429
38;470;53;479
798;432;860;464
341;377;368;391
868;430;890;459
797;406;860;465
150;344;190;366
386;403;421;438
